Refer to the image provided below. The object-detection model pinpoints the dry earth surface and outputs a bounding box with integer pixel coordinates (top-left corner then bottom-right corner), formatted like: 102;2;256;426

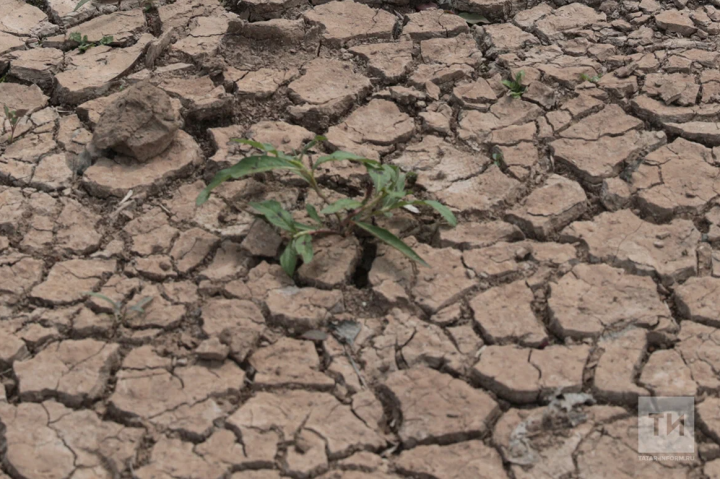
2;0;720;477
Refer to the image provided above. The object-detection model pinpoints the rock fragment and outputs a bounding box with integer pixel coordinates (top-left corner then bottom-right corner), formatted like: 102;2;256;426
91;82;181;162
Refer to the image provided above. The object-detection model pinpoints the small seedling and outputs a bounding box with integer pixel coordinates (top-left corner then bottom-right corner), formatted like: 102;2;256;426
69;32;92;52
580;73;601;84
491;149;506;169
69;32;113;53
73;0;92;11
142;0;156;11
84;292;154;323
196;137;457;277
3;105;22;144
502;71;526;99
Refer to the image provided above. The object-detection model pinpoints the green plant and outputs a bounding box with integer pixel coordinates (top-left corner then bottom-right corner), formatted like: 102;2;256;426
69;32;113;53
3;105;21;144
143;0;156;11
196;137;457;276
580;73;601;84
491;149;505;169
73;0;92;11
502;70;526;99
84;292;154;323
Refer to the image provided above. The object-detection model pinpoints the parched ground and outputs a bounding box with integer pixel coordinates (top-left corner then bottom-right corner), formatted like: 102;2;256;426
2;0;720;477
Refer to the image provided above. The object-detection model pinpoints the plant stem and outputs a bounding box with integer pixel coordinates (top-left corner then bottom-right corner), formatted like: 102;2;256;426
307;173;343;223
293;228;339;239
340;191;387;233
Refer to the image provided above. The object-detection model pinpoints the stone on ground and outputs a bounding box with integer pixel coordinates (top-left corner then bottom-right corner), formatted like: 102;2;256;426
91;82;182;162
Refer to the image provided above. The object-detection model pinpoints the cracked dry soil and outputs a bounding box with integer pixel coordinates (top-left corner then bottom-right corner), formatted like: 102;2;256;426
3;0;720;477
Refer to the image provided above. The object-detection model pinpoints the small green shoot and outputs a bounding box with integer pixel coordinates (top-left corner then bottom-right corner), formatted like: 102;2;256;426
502;70;526;99
491;149;505;169
196;137;458;277
69;32;113;53
3;105;22;144
580;73;601;84
143;0;156;11
84;292;154;323
73;0;92;11
456;12;489;25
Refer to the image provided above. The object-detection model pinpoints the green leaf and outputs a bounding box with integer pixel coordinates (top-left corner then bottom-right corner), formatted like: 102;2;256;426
457;12;489;24
196;155;299;205
99;35;113;45
414;200;457;227
129;296;154;313
393;170;406;194
293;222;317;232
231;138;278;155
501;79;515;89
300;135;327;157
355;221;429;267
306;204;323;224
74;0;92;11
294;235;313;264
280;242;298;277
278;208;297;231
84;292;119;310
321;198;362;215
369;165;393;192
250;200;296;232
313;151;381;171
69;31;82;43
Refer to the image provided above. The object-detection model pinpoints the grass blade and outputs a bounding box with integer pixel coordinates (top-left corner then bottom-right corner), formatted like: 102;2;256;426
196;155;299;205
414;200;457;227
84;292;118;310
355;221;428;267
129;296;154;313
231;138;278;155
74;0;92;11
300;135;327;157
